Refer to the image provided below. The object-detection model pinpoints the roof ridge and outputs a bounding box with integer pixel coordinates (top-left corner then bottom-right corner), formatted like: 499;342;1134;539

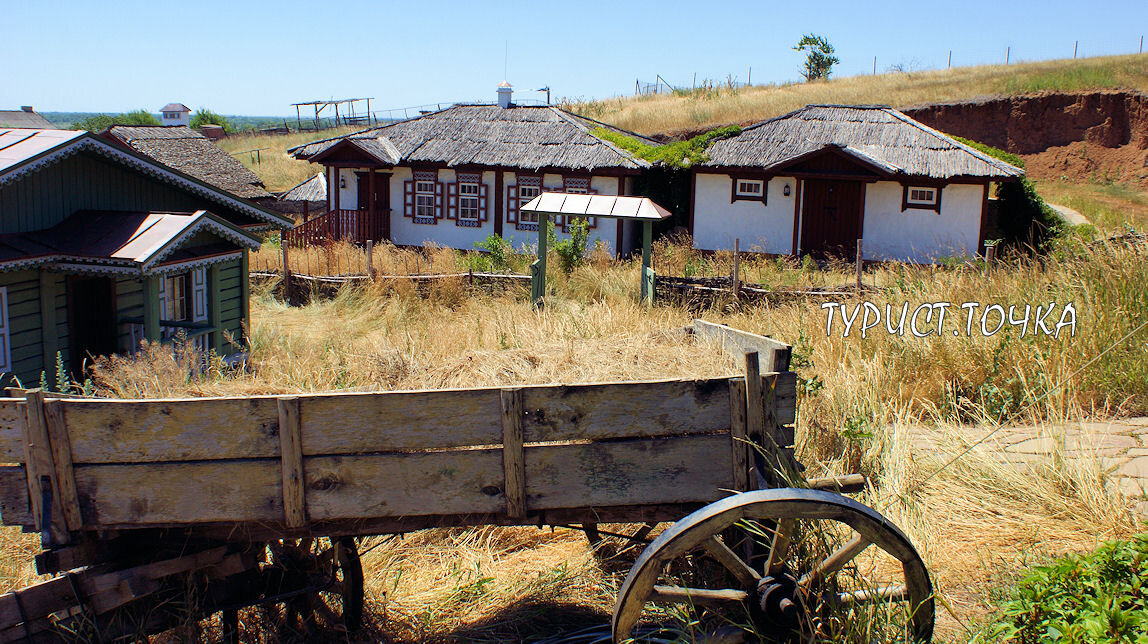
549;107;651;167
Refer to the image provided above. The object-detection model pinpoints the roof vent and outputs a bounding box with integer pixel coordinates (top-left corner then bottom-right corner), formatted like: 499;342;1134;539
497;82;513;109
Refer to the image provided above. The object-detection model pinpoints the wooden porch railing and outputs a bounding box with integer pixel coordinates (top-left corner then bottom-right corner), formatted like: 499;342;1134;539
284;209;389;247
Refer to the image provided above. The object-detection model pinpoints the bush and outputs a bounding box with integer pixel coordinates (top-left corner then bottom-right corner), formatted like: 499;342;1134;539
549;218;589;274
190;108;234;133
71;109;160;132
474;234;513;272
988;535;1148;643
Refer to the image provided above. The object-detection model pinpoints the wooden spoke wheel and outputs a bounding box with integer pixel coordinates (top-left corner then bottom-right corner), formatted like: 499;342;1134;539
265;536;365;635
612;489;934;643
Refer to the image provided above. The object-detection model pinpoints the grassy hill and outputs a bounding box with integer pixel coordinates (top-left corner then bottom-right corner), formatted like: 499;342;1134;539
563;54;1148;136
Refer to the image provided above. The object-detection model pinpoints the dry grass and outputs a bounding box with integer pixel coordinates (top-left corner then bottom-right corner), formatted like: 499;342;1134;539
5;233;1146;641
564;54;1148;135
217;128;357;192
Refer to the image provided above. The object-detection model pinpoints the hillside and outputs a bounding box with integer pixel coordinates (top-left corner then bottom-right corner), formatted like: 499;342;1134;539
565;54;1148;136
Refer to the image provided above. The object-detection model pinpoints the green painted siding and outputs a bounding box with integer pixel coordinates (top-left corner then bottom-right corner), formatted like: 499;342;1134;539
116;278;144;353
217;259;245;354
0;270;43;386
0;152;258;233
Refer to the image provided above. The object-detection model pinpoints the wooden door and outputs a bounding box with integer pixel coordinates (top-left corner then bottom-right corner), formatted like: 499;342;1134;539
67;276;118;379
800;180;863;258
356;171;390;241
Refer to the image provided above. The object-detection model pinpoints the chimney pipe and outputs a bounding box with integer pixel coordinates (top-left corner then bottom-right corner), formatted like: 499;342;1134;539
497;82;513;109
20;106;33;113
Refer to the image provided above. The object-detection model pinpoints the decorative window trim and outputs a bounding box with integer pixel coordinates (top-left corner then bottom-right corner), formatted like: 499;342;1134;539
509;175;542;231
446;172;488;228
403;169;444;224
901;184;943;213
730;175;767;204
0;287;10;373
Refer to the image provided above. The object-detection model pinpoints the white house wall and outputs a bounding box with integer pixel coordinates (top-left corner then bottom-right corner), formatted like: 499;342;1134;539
692;174;797;254
861;182;984;262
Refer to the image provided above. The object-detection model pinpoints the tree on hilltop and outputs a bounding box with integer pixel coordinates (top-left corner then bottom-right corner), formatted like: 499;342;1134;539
794;34;840;81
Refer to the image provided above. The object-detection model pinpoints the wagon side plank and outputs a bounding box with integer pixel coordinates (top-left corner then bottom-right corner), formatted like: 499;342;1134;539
500;388;526;519
21;392;68;543
0;400;25;463
0;465;31;525
277;397;306;529
42;401;82;532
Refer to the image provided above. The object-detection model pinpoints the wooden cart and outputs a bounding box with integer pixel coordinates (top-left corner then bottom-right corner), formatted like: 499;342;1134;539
0;340;934;642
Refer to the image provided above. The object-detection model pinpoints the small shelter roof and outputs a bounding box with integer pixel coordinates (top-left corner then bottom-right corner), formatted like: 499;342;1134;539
520;193;672;221
0;210;261;274
161;103;191;113
289;104;657;173
279;172;327;202
0;128;292;230
703;104;1024;180
104;125;273;200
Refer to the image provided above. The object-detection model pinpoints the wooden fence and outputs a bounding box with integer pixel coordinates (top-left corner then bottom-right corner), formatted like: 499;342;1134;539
283;209;388;248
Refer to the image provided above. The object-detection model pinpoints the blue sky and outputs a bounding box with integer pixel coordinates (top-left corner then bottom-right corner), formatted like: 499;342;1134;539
3;0;1146;117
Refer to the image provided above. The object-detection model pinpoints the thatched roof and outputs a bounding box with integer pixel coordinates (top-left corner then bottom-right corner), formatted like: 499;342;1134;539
105;125;273;199
279;172;326;202
704;105;1023;180
0;110;55;129
289;104;654;173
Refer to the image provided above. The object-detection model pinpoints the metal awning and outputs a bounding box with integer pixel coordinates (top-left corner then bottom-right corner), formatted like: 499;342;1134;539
520;193;671;221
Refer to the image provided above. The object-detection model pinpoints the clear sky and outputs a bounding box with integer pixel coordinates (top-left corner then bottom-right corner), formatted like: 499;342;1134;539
3;0;1146;117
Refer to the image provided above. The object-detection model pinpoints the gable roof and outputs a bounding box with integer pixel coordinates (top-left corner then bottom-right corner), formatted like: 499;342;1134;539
703;105;1024;180
279;172;327;202
289;104;655;173
0;209;260;275
0;109;56;129
104;125;273;200
0;128;291;229
161;103;191;113
521;192;671;221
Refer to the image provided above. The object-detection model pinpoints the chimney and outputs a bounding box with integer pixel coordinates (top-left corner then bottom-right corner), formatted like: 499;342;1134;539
497;82;513;109
20;106;33;113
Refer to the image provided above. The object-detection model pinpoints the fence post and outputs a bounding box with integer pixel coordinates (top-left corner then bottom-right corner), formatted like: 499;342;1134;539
282;240;290;282
732;238;740;299
855;239;863;291
367;240;375;280
984;243;996;275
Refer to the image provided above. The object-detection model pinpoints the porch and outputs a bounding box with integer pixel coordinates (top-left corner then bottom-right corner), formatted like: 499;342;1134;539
283;208;390;247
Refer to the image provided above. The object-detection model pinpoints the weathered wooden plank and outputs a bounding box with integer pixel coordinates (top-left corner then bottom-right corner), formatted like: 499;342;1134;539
768;371;798;425
744;353;765;443
0;400;25;463
0;465;30;525
524;434;735;510
21;391;67;544
692;319;792;371
298;388;503;454
519;378;733;443
500;389;526;519
277;397;306;529
728;378;748;493
58;397;281;463
42;401;81;531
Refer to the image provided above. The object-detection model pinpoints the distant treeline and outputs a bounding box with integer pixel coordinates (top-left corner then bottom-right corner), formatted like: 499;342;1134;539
40;111;292;132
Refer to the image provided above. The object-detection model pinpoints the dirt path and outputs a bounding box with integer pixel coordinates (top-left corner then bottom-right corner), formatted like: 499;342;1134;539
1048;203;1091;226
911;417;1148;514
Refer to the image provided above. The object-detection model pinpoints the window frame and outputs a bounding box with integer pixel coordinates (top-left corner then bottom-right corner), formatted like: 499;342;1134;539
163;271;192;322
517;184;542;223
901;183;943;213
730;175;768;204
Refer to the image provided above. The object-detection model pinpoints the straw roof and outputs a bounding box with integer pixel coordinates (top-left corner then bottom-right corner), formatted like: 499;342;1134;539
289;104;654;172
105;125;273;199
704;105;1023;180
279;172;327;202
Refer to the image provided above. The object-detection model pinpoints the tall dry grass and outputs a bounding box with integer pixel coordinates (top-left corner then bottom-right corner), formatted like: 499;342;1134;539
564;54;1148;135
218;127;357;192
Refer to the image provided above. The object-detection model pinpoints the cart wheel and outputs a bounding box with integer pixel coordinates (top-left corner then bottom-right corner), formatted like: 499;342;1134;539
612;489;933;643
268;536;364;634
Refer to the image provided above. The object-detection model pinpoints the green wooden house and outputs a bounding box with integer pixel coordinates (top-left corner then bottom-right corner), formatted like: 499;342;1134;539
0;128;292;386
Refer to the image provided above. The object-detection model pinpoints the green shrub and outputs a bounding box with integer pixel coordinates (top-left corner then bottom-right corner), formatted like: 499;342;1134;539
988;535;1148;643
474;234;513;272
190;108;234;133
71;109;160;132
549;218;589;274
591;125;741;168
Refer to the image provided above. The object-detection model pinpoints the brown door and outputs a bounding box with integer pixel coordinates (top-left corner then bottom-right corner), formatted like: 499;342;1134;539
67;276;118;379
355;171;390;241
800;180;863;258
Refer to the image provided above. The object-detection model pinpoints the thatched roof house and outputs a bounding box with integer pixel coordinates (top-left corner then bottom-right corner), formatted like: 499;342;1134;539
287;88;656;253
102;125;273;201
691;104;1024;263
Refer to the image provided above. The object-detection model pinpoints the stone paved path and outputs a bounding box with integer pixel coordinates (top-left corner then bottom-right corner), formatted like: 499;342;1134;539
909;417;1148;515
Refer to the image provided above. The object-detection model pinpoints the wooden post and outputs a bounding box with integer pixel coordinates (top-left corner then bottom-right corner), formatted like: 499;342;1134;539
38;271;58;380
640;220;654;306
500;389;526;518
281;240;290;281
209;265;223;353
985;243;996;275
1006;46;1010;65
143;276;161;342
947;50;952;69
22;390;69;545
531;214;548;307
277;397;306;529
43;401;81;533
366;240;375;280
855;239;863;292
728;378;749;492
732;238;740;299
1074;40;1078;59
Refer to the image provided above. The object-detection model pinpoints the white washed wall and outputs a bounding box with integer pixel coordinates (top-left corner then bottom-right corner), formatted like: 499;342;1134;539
862;182;985;262
692;174;797;254
387;168;498;249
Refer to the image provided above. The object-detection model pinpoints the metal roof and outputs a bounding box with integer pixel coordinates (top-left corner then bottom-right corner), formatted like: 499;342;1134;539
520;192;671;221
0;129;86;173
0;210;261;273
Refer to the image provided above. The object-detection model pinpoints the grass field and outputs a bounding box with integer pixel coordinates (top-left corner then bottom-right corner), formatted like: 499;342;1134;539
0;236;1123;641
218;127;357;192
